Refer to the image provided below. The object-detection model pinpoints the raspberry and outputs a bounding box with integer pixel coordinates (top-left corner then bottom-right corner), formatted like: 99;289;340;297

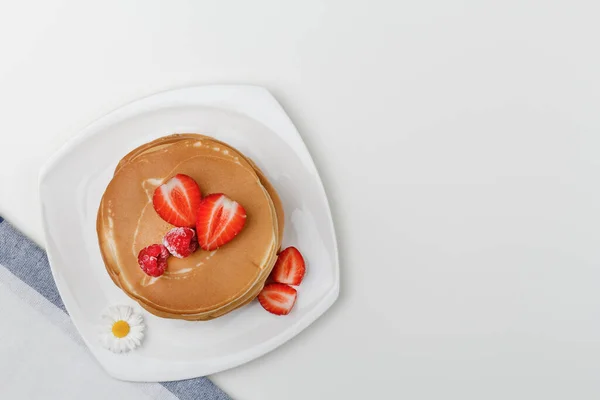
163;227;199;258
137;244;170;277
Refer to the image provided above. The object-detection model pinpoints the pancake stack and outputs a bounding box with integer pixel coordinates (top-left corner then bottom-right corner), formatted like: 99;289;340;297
97;134;284;320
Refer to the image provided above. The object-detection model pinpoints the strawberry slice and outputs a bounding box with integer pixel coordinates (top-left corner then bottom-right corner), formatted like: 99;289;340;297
258;283;297;315
270;247;306;285
153;174;202;227
195;193;246;251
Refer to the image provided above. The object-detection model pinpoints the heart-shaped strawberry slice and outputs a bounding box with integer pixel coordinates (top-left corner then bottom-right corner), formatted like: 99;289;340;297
153;174;202;227
270;247;306;285
196;193;246;251
258;283;297;315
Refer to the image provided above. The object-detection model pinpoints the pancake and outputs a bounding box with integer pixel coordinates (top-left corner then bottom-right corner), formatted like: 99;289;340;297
115;133;284;245
97;134;284;320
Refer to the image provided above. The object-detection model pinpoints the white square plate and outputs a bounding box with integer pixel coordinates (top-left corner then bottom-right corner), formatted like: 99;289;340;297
39;85;339;382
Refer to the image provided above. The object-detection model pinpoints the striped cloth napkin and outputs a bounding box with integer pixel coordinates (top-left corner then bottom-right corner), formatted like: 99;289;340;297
0;216;231;400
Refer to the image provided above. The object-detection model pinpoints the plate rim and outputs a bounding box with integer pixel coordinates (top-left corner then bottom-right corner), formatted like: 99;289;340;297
39;85;340;381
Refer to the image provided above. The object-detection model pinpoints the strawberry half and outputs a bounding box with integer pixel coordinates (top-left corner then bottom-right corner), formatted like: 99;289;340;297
258;283;297;315
153;174;202;227
270;246;306;285
195;193;246;251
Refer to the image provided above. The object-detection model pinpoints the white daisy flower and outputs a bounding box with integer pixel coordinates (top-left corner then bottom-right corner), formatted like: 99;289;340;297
99;305;145;353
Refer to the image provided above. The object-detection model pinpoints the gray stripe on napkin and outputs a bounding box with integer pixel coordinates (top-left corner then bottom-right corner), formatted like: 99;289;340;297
0;220;66;312
0;218;231;400
161;380;231;400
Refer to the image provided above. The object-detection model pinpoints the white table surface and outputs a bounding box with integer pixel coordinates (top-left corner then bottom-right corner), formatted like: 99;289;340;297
2;1;600;399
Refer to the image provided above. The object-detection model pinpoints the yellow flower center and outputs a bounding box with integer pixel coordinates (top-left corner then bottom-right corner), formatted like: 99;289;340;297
111;320;130;338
